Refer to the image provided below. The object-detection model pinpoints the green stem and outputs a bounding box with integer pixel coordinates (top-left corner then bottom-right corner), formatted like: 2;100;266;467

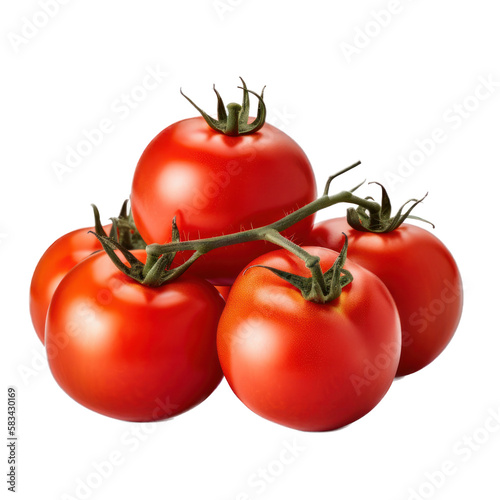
264;229;327;295
92;162;408;299
92;162;429;299
159;250;205;282
147;189;379;258
323;161;362;196
142;252;160;279
225;103;242;136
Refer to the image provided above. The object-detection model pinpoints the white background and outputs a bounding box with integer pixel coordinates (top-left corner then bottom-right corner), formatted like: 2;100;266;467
2;0;500;499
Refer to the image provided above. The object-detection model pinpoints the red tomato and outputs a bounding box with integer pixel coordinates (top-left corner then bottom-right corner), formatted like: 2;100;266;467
215;285;231;301
45;249;225;422
306;219;463;376
217;246;401;432
30;224;111;344
130;118;316;285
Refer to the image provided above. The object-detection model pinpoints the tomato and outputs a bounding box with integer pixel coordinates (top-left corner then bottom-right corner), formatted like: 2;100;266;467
306;219;463;376
45;249;225;422
130;117;316;285
217;246;401;432
30;224;111;344
215;285;231;301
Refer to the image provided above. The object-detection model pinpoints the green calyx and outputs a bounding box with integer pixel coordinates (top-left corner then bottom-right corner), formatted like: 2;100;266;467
92;200;146;250
246;235;354;304
346;182;435;233
181;77;266;136
90;216;185;286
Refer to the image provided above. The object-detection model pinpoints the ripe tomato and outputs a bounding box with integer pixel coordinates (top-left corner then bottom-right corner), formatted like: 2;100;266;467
130;117;316;285
215;285;231;301
30;224;111;344
45;249;225;422
306;219;463;376
217;246;401;432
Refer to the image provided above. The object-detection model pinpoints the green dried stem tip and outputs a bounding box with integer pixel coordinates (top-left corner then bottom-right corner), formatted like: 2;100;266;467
181;77;266;136
346;183;434;233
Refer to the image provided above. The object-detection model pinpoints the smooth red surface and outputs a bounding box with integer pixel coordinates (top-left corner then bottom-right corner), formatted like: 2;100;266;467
45;250;225;422
306;219;463;376
215;285;231;301
130;117;317;285
217;246;401;432
30;224;111;344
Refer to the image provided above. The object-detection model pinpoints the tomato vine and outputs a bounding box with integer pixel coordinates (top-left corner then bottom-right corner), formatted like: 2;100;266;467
93;161;429;303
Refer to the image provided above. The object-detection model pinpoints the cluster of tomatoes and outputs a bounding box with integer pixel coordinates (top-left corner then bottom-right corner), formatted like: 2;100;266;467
30;81;463;432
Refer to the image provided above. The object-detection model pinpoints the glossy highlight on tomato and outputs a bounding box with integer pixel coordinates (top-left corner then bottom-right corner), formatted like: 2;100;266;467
131;117;316;285
45;249;225;422
217;246;401;432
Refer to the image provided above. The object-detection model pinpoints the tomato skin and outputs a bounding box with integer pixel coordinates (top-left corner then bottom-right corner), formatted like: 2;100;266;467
130;117;317;285
45;250;225;422
30;225;111;344
217;246;401;432
305;219;463;376
215;285;231;301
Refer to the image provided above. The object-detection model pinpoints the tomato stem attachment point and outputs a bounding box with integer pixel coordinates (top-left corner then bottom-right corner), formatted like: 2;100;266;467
264;229;328;296
346;183;435;233
181;78;266;136
246;234;353;304
225;103;243;136
91;201;146;250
